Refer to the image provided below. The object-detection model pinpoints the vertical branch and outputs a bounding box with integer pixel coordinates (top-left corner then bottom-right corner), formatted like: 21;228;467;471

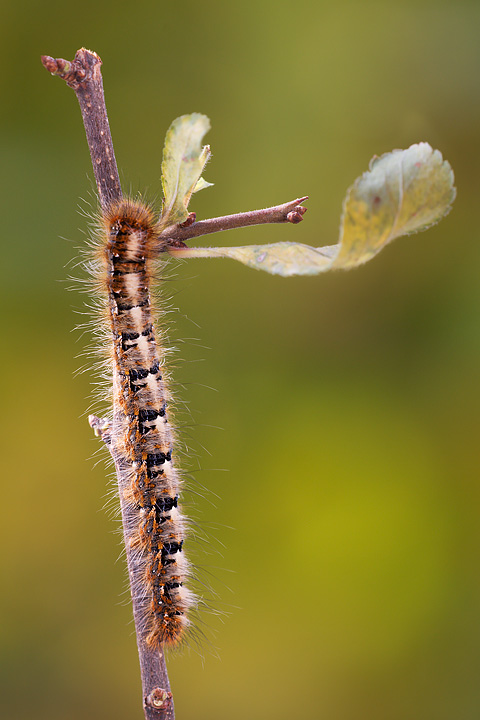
111;434;174;720
42;50;174;720
41;49;122;208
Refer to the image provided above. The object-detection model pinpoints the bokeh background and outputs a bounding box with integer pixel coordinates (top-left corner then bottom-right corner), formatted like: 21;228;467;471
1;2;480;719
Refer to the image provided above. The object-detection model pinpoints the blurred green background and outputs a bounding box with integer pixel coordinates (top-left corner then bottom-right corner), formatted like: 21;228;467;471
1;1;480;718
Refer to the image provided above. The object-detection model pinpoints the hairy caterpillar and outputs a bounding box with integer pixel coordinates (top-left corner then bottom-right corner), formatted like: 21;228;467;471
95;198;194;647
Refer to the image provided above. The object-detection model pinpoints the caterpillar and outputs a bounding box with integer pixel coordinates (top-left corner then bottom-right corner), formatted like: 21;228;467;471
94;197;194;647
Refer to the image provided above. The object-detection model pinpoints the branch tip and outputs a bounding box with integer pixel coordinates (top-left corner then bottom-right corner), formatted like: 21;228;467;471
40;48;102;89
286;210;303;224
41;55;69;75
43;48;121;205
287;202;308;223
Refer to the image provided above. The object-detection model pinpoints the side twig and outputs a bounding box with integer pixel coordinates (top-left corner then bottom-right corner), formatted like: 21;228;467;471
159;197;308;244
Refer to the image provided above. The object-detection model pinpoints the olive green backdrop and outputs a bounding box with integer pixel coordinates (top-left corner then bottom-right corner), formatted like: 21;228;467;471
1;1;480;719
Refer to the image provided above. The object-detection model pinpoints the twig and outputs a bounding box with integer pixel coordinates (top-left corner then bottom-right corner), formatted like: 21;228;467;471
41;49;121;208
158;198;308;243
88;417;174;720
42;49;174;720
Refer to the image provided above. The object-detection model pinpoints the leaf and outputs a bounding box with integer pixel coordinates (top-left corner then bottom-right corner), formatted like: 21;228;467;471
335;142;456;270
193;176;214;193
160;113;212;228
168;242;335;275
169;143;455;276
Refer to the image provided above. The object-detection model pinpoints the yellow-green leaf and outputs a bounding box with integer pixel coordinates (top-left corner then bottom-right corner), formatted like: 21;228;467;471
168;241;334;275
160;113;211;228
169;143;455;276
193;176;214;193
335;142;455;269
